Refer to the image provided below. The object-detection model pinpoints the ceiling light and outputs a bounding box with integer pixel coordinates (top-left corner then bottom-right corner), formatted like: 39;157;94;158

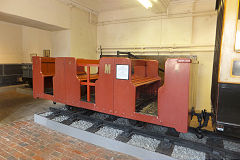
137;0;153;9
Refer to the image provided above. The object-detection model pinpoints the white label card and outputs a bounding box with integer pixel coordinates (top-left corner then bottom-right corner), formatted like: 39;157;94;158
116;65;129;80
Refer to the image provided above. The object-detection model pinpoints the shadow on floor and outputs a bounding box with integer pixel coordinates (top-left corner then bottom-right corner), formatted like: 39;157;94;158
0;90;64;124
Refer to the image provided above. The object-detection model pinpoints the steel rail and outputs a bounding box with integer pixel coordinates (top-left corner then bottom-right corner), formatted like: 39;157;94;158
47;107;240;159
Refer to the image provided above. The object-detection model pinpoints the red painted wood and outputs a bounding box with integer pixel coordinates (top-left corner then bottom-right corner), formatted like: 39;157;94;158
33;57;192;133
87;66;90;102
32;56;55;101
158;59;191;133
95;58;115;113
53;58;66;103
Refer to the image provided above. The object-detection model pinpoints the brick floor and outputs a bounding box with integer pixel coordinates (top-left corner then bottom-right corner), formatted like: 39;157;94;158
0;120;139;160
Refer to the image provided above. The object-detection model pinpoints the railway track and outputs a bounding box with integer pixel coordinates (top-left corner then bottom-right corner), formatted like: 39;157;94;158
38;106;240;160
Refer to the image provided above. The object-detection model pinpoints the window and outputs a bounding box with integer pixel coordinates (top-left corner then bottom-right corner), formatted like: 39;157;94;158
232;60;240;76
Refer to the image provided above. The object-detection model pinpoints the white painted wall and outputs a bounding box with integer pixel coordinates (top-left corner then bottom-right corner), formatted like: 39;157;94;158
192;15;217;45
97;0;217;112
71;7;97;59
22;26;52;63
51;30;71;57
0;21;53;64
0;5;98;63
98;16;193;47
97;1;216;48
0;0;98;61
0;21;23;63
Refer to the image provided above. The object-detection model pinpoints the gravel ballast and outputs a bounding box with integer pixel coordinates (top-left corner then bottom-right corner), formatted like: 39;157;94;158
52;115;69;122
171;145;206;160
95;126;123;139
223;140;240;153
127;134;160;152
70;120;93;130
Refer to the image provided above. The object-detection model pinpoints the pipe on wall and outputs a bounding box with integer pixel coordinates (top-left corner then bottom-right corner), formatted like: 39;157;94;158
97;44;214;55
98;10;216;26
99;44;214;50
59;0;98;15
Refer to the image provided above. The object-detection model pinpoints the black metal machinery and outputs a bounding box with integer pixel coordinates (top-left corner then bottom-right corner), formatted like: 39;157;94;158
0;64;23;87
0;63;33;87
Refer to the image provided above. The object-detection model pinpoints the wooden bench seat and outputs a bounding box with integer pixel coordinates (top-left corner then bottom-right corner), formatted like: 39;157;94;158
77;74;99;81
42;74;54;77
132;77;160;87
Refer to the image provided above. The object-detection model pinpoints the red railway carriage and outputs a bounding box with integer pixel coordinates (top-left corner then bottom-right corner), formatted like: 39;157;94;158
33;56;197;133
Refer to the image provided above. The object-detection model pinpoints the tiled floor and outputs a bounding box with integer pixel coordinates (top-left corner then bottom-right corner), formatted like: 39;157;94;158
0;120;139;160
